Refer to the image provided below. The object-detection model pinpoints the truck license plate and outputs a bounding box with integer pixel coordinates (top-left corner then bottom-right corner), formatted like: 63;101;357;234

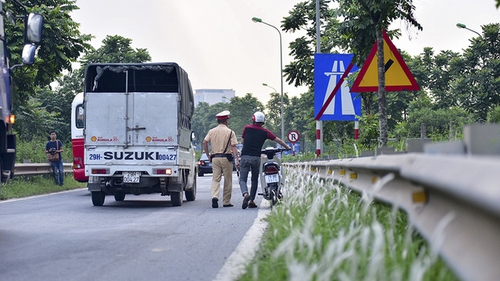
265;174;279;183
123;172;140;183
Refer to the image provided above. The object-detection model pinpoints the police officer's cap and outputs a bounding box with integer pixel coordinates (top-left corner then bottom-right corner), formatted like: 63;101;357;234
216;110;230;120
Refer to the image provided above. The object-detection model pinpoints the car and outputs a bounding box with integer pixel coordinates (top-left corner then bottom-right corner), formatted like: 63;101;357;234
198;154;212;176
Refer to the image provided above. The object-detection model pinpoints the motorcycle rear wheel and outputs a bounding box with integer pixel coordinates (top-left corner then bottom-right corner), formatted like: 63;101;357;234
271;190;278;207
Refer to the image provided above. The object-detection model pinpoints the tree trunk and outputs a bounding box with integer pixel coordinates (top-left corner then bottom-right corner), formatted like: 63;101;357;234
376;29;388;147
361;93;373;115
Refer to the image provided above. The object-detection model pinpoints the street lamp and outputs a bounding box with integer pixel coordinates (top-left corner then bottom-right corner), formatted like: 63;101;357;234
456;23;481;37
252;17;285;142
262;83;277;93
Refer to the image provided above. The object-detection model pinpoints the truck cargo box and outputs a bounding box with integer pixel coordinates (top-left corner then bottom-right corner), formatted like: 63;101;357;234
83;63;197;207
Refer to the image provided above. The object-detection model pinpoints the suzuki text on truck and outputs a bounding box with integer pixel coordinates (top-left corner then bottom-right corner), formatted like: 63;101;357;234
83;63;197;206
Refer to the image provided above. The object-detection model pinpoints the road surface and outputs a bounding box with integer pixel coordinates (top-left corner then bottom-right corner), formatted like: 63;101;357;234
0;172;266;281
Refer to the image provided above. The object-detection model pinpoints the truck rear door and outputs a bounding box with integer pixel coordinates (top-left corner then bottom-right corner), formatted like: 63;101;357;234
84;92;127;146
85;91;179;147
128;92;178;146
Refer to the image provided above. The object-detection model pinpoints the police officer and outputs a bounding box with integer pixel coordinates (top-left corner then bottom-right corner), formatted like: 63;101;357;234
203;110;240;208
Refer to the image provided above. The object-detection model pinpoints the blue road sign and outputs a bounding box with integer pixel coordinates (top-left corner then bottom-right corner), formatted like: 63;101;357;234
314;54;361;121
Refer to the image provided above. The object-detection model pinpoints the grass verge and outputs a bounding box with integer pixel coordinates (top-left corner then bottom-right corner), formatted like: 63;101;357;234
238;167;459;281
0;173;86;200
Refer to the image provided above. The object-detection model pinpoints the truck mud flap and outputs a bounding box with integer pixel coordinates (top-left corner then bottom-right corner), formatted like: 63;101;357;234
162;182;182;195
88;182;102;192
186;174;195;190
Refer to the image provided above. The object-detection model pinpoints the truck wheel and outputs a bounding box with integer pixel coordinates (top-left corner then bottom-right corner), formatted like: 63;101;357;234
185;176;196;201
114;192;126;202
171;191;183;207
198;172;203;177
91;191;105;206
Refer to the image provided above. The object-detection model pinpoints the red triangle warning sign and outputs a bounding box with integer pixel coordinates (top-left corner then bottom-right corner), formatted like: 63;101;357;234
351;30;420;92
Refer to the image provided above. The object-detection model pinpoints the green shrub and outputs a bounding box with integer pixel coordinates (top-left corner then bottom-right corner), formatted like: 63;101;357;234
16;138;73;163
239;168;458;280
1;174;86;200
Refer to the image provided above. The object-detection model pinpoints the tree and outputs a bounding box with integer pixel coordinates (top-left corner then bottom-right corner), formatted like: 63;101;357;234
406;107;470;140
5;0;92;107
336;0;422;146
282;1;354;154
265;92;290;138
282;0;339;88
58;35;153;95
16;34;152;141
405;23;500;125
4;0;92;141
15;97;64;141
191;102;219;148
79;35;151;66
409;48;462;111
487;105;500;123
227;94;264;139
288;93;314;134
282;0;422;149
452;24;500;121
287;91;316;152
357;113;379;149
191;94;264;149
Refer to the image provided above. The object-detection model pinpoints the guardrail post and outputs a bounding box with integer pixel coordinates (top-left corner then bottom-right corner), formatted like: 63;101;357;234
420;123;426;139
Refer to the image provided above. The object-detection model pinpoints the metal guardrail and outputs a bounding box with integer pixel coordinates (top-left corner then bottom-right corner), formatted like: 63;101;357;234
14;163;73;176
284;153;500;281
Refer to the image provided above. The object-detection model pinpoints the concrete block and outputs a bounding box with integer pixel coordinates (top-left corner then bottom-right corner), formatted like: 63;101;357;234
406;138;431;153
360;150;375;157
376;146;395;155
424;140;466;155
463;124;500;155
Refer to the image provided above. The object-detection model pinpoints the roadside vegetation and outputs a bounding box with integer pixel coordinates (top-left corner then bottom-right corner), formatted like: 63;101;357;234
239;167;458;281
1;174;85;200
1;138;85;200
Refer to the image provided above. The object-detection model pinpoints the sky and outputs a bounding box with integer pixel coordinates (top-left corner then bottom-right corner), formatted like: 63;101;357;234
70;0;500;105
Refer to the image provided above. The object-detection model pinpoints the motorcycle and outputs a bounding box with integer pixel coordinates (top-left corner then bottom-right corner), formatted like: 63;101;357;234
259;147;288;207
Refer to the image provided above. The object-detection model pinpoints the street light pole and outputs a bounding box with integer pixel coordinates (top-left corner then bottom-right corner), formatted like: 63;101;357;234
252;17;285;142
456;23;481;37
262;83;277;93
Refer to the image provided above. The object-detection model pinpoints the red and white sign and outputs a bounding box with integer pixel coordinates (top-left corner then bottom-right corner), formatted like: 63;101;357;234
351;30;420;92
287;130;300;143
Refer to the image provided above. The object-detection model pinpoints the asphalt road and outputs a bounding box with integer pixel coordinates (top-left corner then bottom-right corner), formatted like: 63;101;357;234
0;172;264;281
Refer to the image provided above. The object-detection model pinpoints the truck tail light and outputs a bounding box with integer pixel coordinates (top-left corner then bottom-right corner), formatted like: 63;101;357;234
155;168;172;175
92;169;109;174
73;157;83;169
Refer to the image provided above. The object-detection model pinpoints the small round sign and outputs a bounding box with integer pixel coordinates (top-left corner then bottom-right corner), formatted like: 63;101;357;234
287;130;300;143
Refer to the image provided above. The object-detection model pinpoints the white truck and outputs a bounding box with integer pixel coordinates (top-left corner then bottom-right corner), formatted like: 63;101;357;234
83;63;197;206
